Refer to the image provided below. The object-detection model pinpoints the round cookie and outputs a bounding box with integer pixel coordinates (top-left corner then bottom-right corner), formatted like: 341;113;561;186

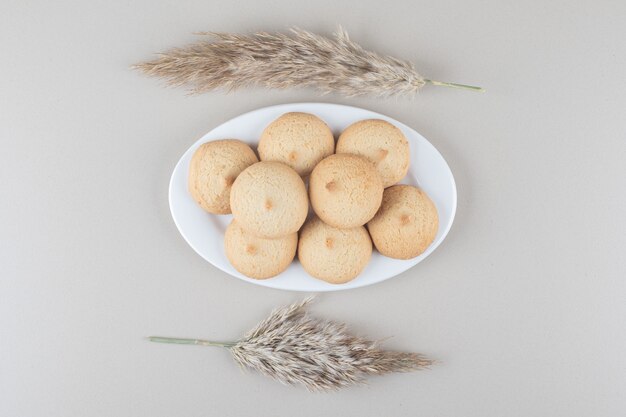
367;185;439;259
258;112;334;177
225;220;297;279
298;216;372;284
309;154;383;229
230;161;308;238
188;139;258;214
336;119;410;187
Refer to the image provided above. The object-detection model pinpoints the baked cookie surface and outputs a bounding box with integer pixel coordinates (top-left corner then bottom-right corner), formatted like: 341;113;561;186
225;220;297;279
336;119;409;187
367;185;438;259
309;154;383;228
258;112;335;177
230;161;308;238
188;139;258;214
298;216;372;284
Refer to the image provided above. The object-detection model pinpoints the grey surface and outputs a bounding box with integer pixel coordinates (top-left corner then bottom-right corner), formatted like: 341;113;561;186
2;1;625;416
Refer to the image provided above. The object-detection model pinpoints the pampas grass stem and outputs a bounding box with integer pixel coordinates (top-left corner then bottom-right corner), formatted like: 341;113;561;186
148;336;236;347
134;27;483;97
425;79;485;92
147;298;433;391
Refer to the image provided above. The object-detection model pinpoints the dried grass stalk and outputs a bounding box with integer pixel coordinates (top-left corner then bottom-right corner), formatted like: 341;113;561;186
148;297;433;391
133;28;482;97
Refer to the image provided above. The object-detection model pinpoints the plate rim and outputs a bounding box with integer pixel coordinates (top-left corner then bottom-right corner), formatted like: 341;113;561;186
169;101;457;292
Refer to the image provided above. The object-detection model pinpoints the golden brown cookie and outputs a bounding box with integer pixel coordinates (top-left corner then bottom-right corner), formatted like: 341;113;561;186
188;139;258;214
309;154;383;228
258;112;335;177
225;220;297;279
298;216;372;284
336;119;410;187
230;161;308;238
367;185;438;259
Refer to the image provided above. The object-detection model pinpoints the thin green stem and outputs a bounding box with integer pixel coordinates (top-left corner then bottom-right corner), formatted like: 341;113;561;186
147;336;236;348
425;79;485;92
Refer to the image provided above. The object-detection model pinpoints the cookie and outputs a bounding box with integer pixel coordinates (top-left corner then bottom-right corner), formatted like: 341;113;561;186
225;220;297;279
188;139;258;214
298;216;372;284
336;119;410;187
258;112;335;177
230;161;308;238
367;185;438;259
309;154;383;228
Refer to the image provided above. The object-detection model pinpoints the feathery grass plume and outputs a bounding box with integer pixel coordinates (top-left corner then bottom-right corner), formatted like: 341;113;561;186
133;28;483;97
148;297;433;391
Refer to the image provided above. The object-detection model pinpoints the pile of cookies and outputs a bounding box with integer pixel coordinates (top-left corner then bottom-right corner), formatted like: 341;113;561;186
188;112;439;284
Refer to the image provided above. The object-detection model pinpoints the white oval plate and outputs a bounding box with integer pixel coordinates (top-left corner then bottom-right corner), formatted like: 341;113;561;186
170;103;456;292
